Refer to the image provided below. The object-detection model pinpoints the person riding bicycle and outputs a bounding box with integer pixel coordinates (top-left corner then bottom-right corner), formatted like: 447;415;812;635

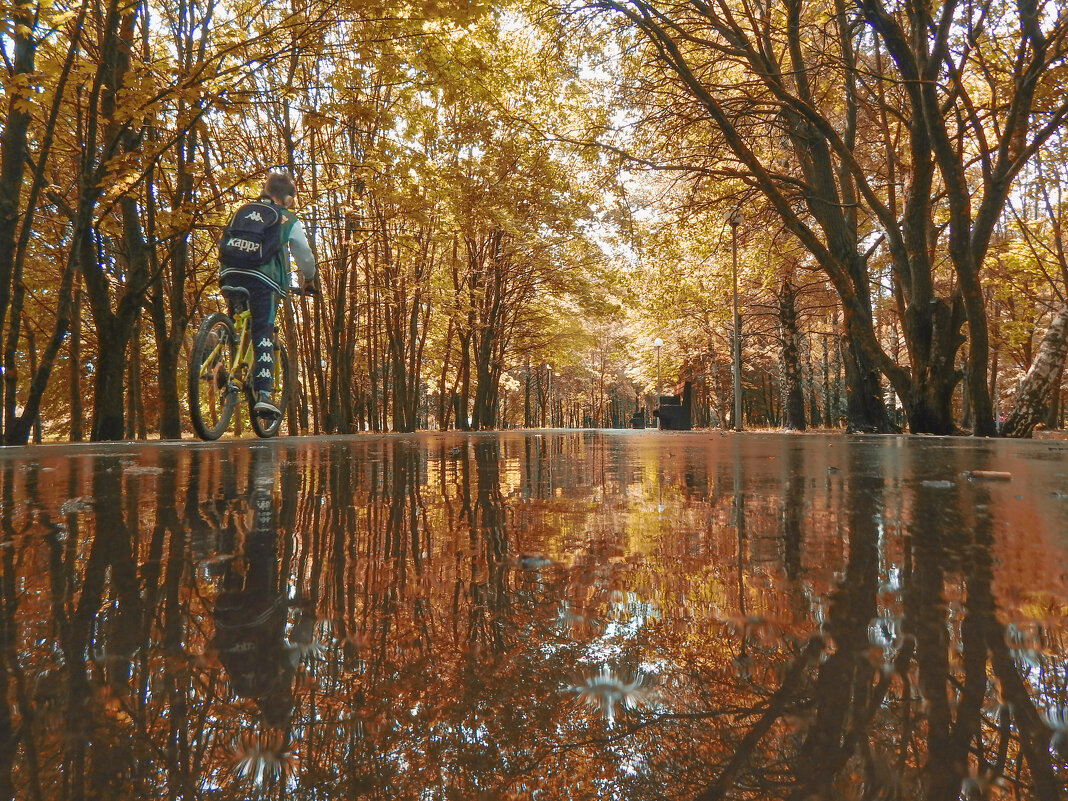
218;171;317;418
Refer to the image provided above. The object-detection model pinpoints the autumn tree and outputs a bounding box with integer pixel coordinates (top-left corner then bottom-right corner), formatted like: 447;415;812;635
580;0;1068;434
1;0;614;441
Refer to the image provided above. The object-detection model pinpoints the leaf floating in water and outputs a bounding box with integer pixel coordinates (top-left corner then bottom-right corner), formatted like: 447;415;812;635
120;463;165;475
965;470;1012;481
568;666;652;727
58;496;93;515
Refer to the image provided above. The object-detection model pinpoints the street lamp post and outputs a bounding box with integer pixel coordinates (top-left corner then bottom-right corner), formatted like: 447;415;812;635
728;210;744;431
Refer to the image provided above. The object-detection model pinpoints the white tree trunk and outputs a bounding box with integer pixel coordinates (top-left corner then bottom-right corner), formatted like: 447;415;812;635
1002;302;1068;437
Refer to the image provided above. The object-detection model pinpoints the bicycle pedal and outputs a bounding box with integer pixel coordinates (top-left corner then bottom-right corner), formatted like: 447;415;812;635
254;397;282;418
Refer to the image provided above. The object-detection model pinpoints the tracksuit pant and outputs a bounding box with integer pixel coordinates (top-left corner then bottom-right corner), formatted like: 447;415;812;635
221;275;278;394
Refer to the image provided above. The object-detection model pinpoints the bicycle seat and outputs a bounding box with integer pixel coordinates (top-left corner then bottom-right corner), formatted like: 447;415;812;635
221;285;250;312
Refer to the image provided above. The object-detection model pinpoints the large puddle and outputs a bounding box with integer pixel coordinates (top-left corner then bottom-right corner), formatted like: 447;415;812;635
1;432;1067;799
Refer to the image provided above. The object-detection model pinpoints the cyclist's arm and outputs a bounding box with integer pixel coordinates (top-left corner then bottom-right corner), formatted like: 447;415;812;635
287;219;316;282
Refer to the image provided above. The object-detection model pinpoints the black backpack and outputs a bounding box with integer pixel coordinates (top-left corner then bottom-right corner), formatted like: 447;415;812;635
218;201;282;269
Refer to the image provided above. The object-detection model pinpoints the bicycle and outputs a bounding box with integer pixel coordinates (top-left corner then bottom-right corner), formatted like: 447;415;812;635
188;285;291;440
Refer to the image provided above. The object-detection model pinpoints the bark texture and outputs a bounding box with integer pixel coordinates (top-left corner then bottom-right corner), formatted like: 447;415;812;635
778;282;806;430
1002;303;1068;438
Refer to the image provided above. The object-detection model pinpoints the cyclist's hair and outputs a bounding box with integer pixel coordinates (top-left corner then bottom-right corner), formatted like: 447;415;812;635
260;171;296;204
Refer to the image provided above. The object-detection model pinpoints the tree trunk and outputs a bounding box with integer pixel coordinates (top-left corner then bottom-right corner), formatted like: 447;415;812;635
437;319;454;431
91;320;134;441
366;265;381;431
763;372;777;426
471;326;497;429
279;294;303;435
0;18;35;396
1002;302;1068;437
326;240;355;434
26;330;40;442
900;297;964;434
1043;361;1063;430
5;217;83;445
832;316;843;424
149;312;182;440
70;285;84;441
85;217;149;441
148;112;199;441
841;330;895;433
457;332;472;431
81;0;153;442
524;358;531;428
390;332;411;432
960;361;974;432
778;282;806;430
126;320;147;440
2;276;26;438
959;278;997;436
125;327;141;439
821;331;832;426
803;338;822;428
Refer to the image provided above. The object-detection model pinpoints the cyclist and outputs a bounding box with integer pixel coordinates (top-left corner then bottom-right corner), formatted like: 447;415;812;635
219;171;317;418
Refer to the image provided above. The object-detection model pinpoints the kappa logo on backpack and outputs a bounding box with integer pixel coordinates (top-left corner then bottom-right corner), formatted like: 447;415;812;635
218;201;282;269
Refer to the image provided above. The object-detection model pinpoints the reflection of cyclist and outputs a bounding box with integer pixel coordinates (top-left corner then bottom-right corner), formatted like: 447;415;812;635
219;171;317;417
211;451;295;729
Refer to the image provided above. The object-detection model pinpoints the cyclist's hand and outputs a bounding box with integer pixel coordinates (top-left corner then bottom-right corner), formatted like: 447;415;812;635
302;278;319;296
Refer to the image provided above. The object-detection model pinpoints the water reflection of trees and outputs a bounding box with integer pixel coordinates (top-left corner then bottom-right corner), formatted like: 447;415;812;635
674;445;1067;801
0;436;1065;800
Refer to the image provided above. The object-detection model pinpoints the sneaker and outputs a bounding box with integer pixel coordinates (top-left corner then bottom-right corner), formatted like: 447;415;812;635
254;392;281;417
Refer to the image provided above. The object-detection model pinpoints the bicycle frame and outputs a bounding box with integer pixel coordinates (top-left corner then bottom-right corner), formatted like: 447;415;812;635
200;308;255;392
190;285;290;440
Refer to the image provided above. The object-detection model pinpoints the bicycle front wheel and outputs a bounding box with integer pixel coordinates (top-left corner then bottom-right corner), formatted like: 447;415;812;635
249;339;290;438
188;313;239;440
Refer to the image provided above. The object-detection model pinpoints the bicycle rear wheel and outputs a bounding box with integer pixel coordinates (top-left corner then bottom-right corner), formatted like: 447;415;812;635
249;339;290;438
189;313;239;440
